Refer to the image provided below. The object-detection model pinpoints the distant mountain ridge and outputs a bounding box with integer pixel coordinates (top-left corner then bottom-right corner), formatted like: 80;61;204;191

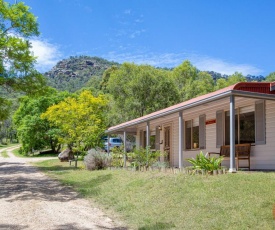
205;71;265;82
44;56;265;92
44;56;119;92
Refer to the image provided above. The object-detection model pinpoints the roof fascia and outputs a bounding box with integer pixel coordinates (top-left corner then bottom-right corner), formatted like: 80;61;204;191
107;90;275;134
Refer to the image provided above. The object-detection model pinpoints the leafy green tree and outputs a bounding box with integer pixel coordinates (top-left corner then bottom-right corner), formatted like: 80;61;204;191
0;118;17;144
227;72;246;85
215;72;246;90
41;90;108;152
265;72;275;82
214;78;228;90
0;0;46;120
107;63;180;124
172;60;198;101
13;88;69;154
185;71;214;100
100;65;118;93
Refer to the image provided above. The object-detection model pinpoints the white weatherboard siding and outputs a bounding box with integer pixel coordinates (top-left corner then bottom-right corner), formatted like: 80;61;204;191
251;100;275;170
134;97;275;170
171;98;275;170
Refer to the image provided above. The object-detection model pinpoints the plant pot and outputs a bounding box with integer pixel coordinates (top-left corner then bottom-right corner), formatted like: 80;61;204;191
218;169;222;174
213;170;218;175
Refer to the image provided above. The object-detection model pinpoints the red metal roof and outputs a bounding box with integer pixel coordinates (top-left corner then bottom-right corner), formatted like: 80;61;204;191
107;82;275;132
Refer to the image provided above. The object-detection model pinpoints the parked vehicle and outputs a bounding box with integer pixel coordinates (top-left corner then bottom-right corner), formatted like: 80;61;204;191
104;137;123;151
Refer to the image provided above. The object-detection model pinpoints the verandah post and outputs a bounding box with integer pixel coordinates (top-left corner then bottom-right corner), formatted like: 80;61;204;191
107;135;110;155
123;131;127;168
229;95;237;173
146;121;150;166
178;111;183;168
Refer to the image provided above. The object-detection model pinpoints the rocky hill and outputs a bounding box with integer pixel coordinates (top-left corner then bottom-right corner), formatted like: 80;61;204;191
44;56;265;92
44;56;119;92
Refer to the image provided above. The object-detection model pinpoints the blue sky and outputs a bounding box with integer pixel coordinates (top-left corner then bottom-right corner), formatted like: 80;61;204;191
10;0;275;76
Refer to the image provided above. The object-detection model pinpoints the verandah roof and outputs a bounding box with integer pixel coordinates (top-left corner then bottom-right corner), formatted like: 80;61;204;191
107;82;275;134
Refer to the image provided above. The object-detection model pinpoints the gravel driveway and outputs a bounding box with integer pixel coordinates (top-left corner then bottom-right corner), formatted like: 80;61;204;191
0;146;127;230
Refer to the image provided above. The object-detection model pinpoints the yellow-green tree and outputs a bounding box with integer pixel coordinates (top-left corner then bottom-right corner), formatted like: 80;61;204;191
41;90;108;152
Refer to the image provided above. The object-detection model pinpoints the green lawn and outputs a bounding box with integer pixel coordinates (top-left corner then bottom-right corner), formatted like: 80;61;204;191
12;148;27;158
11;148;58;158
0;143;20;149
0;150;9;158
33;159;275;230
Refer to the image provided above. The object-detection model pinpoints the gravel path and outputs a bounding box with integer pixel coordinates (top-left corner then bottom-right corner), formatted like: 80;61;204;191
0;146;127;230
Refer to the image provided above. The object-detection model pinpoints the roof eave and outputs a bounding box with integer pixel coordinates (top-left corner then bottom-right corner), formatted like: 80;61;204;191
106;90;275;134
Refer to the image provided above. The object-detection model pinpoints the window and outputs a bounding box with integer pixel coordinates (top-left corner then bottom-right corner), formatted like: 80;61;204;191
150;135;156;149
216;100;265;147
225;106;255;145
140;130;157;149
185;118;200;150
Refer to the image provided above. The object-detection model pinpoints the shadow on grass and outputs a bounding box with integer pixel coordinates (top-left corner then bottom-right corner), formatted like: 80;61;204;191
35;164;79;172
0;224;28;229
95;225;128;230
53;223;91;230
77;174;113;197
54;223;128;230
138;222;175;230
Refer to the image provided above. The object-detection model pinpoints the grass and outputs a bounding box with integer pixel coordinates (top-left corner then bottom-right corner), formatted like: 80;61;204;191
12;148;59;158
12;148;27;158
33;159;275;230
0;143;20;149
0;150;9;158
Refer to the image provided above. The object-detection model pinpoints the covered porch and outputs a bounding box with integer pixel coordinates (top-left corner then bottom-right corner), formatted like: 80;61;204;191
106;82;275;172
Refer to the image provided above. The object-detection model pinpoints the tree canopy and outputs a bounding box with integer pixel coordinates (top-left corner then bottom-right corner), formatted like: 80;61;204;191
0;0;46;120
265;72;275;82
106;63;180;124
13;88;70;154
41;90;108;152
214;72;246;90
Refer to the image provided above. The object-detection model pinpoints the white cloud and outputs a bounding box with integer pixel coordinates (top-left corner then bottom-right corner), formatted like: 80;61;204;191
124;9;131;15
189;55;262;76
129;29;146;39
104;51;262;75
30;39;62;72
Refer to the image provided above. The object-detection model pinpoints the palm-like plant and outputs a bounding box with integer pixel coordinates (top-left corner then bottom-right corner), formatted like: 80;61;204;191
186;151;224;173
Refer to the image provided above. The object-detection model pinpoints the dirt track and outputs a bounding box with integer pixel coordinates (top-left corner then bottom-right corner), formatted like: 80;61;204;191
0;146;127;230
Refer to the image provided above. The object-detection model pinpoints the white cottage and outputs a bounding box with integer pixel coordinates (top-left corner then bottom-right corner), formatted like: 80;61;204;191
106;82;275;172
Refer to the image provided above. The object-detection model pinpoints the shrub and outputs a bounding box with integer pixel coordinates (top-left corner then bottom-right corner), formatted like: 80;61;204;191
84;149;111;170
130;146;166;168
186;151;223;173
110;145;124;167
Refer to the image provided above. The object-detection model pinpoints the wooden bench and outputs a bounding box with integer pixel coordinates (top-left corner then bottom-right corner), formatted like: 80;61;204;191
209;144;251;170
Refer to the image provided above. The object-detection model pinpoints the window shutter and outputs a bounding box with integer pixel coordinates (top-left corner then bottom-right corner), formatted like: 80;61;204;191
255;100;266;145
216;110;224;148
155;126;160;150
199;114;206;149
